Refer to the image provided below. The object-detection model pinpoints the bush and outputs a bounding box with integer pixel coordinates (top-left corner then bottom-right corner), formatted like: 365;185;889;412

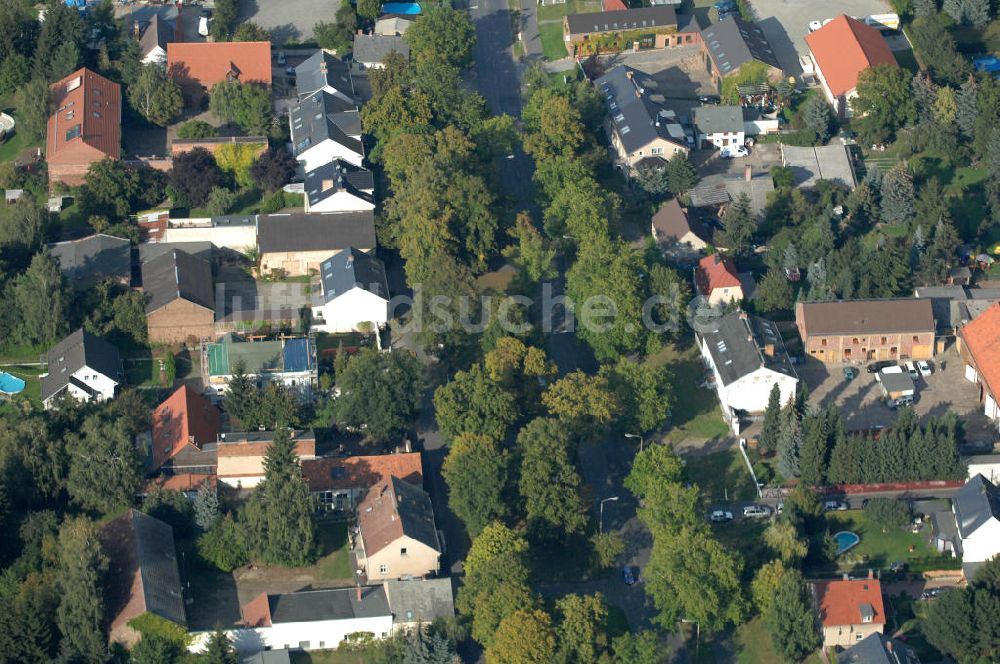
205;187;238;216
216;143;260;189
251;147;298;193
197;514;249;571
176;120;219;140
864;497;911;531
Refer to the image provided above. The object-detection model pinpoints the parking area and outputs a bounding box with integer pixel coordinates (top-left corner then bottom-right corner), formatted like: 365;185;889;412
796;347;997;440
691;141;782;178
748;0;892;75
237;0;340;43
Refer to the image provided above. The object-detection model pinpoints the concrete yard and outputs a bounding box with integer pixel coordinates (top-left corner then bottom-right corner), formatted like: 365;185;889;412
749;0;892;75
796;346;997;440
238;0;341;43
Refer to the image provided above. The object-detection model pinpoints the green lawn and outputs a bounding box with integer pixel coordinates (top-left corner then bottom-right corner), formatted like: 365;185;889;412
685;450;757;503
537;0;601;20
823;511;959;572
125;358;162;387
315;521;352;581
646;344;730;444
0;365;43;412
733;618;826;664
540;22;568;59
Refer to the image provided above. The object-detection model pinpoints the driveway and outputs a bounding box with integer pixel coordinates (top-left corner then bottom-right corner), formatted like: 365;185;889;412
748;0;892;75
691;141;782;178
238;0;341;42
796;347;996;439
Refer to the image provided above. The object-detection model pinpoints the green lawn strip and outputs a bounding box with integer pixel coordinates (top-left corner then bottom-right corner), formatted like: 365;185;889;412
823;511;956;572
733;617;782;664
315;520;352;581
686;450;757;503
125;358;162;387
650;344;729;443
540;22;569;59
537;3;568;20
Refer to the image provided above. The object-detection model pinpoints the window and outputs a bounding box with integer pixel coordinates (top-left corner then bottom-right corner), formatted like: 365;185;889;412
65;124;81;141
651;147;663;155
912;335;919;342
856;633;864;641
400;547;408;556
319;642;325;649
852;338;859;344
881;337;887;344
66;76;82;92
821;338;827;346
379;564;388;575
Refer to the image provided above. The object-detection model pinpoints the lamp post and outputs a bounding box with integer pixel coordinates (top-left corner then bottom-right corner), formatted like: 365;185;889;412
599;496;619;533
625;433;644;452
680;619;700;662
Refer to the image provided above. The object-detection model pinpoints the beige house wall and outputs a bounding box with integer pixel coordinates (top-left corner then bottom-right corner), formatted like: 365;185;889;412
822;623;883;648
362;535;440;580
706;285;744;307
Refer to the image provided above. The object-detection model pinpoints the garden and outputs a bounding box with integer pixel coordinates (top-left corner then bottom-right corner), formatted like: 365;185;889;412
822;510;960;573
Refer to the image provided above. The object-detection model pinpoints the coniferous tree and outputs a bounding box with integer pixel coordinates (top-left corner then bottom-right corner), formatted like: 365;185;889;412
242;428;317;566
764;569;820;661
665;152;698;195
955;77;978;139
194;480;220;531
224;360;256;426
720;194;755;256
201;630;239;664
799;409;831;487
881;163;916;225
56;517;108;664
758;385;782;455
913;0;937;15
776;402;802;479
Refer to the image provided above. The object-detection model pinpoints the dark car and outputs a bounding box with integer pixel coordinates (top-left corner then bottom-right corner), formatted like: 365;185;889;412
867;360;895;374
890;561;906;573
698;95;721;104
921;587;945;600
843;367;858;381
622;566;636;585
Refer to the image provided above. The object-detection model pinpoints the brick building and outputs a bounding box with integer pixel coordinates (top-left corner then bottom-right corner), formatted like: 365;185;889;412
141;249;216;344
46;68;121;187
796;299;935;364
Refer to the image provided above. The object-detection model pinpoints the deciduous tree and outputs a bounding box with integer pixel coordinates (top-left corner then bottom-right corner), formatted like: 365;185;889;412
169;147;223;208
128;63;182;126
11;251;69;347
486;609;557;664
250;147;298;193
208;80;273;135
66;411;143;515
334;348;423;442
434;365;517;442
405;6;476;68
442;433;510;537
599;358;671;433
517;417;587;537
55;517;108;664
851;64;916;144
555;594;612;664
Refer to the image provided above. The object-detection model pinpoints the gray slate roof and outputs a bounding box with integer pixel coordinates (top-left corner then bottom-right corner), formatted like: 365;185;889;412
290;91;362;158
42;329;122;402
320;247;389;302
566;6;677;35
915;286;1000;332
256;212;376;254
305;160;374;208
699;312;796;387
101;510;187;629
49;233;131;289
953;474;1000;539
141;249;215;314
700;15;780;76
694;105;744;135
268;586;391;623
837;633;919;664
594;65;687;155
352;34;409;65
139;13;173;56
242;651;292;664
139;241;214;264
389;475;441;553
384;578;455;624
295;50;355;100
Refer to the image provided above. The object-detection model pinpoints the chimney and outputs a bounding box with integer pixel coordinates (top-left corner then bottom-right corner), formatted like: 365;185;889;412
868;569;874;580
764;343;775;357
744;164;752;182
843;573;850;581
133;20;141;38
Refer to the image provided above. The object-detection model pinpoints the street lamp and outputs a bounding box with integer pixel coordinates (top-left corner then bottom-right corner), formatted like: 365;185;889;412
680;619;700;662
625;433;644;452
599;496;619;533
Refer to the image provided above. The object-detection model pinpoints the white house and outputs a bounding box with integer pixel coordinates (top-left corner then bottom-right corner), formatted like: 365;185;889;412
697;312;798;427
312;248;390;333
967;456;1000;484
138;14;173;67
952;474;1000;578
188;586;393;654
303;160;375;213
40;329;122;409
290;91;364;171
693;105;745;150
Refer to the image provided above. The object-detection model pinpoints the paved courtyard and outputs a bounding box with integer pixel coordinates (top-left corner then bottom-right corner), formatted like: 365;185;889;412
594;45;717;106
797;346;997;441
748;0;892;75
238;0;341;42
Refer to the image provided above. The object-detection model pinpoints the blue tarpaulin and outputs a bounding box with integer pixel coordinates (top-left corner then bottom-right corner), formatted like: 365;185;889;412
973;56;1000;74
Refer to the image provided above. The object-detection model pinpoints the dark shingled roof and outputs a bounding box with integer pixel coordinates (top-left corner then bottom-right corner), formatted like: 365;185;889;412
139;13;173;56
305;160;374;208
100;510;187;632
594;65;688;155
797;299;935;336
700;15;780;76
384;578;455;623
566;6;677;35
139;241;213;263
290;91;362;157
953;474;1000;539
837;633;919;664
269;586;391;623
352;34;409;65
699;312;796;386
141;249;215;315
295;50;355;101
48;233;131;289
41;329;122;402
694;105;744;135
320;247;389;302
256;212;376;254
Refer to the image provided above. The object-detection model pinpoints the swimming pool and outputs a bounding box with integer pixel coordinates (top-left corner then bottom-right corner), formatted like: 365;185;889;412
382;2;422;14
0;371;26;395
833;531;860;555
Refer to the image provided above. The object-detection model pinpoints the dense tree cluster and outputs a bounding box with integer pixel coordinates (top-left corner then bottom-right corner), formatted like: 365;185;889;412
923;557;1000;662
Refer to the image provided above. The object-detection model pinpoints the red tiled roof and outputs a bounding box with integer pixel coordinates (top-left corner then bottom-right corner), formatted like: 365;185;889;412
603;0;629;10
301;453;423;492
813;578;886;627
150;385;222;470
46;68;121;165
696;254;741;295
805;15;897;98
960;302;1000;400
167;41;273;89
241;592;272;628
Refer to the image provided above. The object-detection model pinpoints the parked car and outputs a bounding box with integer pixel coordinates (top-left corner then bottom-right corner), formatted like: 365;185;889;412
276;51;286;65
843;366;858;381
198;15;211;36
622;566;636;585
867;360;894;374
743;505;772;518
888;394;915;409
890;560;906;573
917;360;932;377
776;502;784;514
698;94;721;104
824;500;848;511
905;362;919;379
710;509;734;522
921;587;944;600
720;145;749;158
713;0;737;11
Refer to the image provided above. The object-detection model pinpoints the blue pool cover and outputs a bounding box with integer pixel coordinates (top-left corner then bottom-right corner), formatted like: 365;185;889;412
382;2;422;14
0;372;26;395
